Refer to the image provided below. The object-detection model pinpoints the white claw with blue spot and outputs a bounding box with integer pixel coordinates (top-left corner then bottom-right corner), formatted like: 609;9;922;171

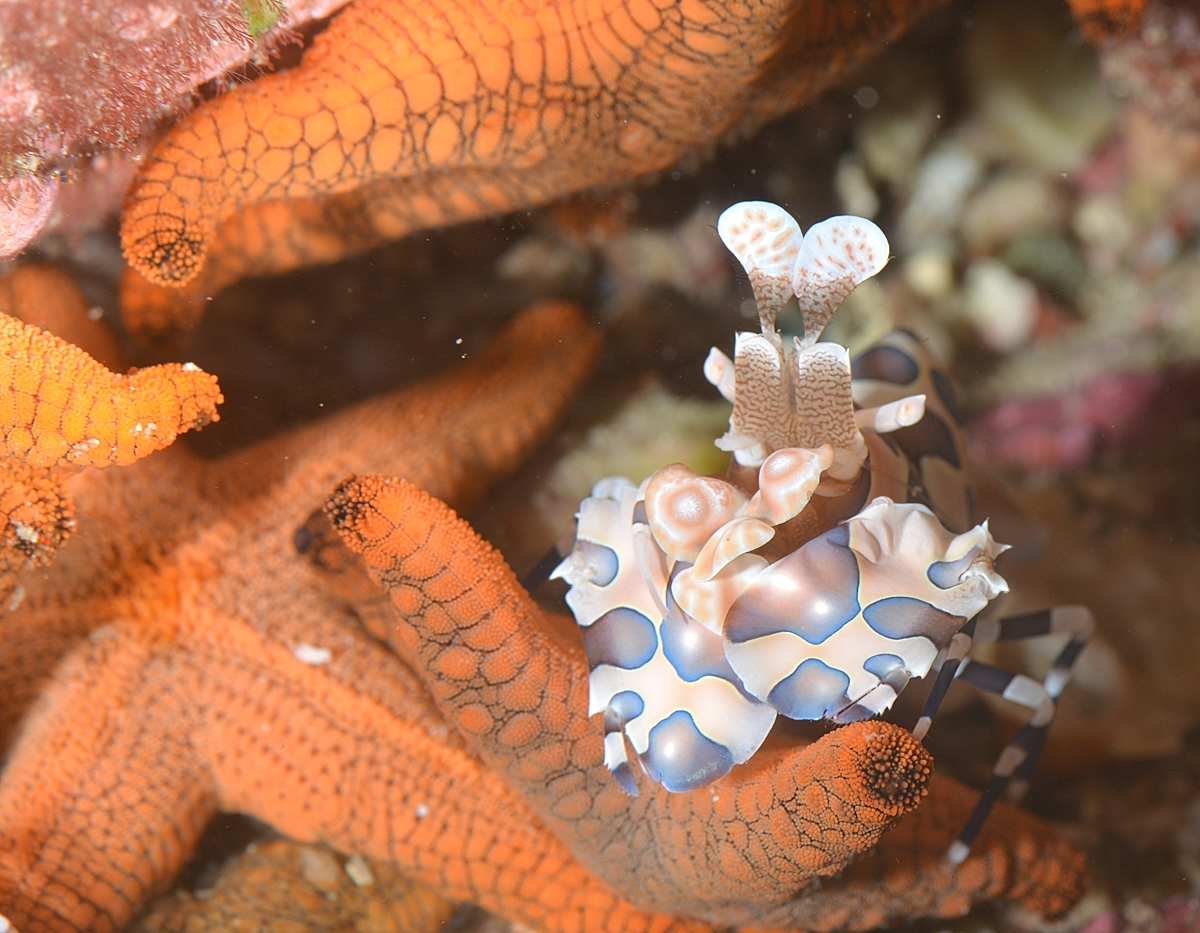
553;477;777;794
721;497;1008;724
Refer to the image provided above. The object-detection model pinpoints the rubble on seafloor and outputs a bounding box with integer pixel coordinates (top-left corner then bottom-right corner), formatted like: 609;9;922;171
7;0;1200;930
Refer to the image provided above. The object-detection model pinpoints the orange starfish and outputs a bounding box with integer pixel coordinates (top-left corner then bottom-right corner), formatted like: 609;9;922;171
0;267;123;372
0;297;1085;933
327;474;1087;930
115;0;1149;340
116;0;951;336
0;312;220;469
0;299;592;929
0;264;222;598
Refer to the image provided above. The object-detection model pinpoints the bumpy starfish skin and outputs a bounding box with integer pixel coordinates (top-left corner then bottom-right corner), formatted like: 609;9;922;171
0;267;123;372
0;302;605;932
0;266;221;599
0;297;1088;933
0;458;74;597
327;475;1089;930
0;313;221;468
117;0;947;327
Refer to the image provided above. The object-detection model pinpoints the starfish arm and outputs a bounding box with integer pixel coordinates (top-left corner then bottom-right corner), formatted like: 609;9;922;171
775;774;1089;930
0;301;593;757
192;615;705;933
117;0;954;333
119;189;429;341
0;447;217;749
0;458;74;599
119;0;797;287
0;267;124;371
0;312;222;469
0;629;216;933
326;475;939;923
0;604;700;933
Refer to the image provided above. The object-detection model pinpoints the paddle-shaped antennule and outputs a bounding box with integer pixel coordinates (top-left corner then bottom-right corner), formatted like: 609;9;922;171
717;202;803;334
792;216;889;347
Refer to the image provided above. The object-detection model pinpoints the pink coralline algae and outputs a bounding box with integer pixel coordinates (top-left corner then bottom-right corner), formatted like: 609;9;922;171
0;0;354;257
0;177;57;261
969;369;1200;471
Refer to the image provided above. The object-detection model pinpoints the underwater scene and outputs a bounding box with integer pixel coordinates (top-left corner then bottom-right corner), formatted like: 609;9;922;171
3;1;1200;933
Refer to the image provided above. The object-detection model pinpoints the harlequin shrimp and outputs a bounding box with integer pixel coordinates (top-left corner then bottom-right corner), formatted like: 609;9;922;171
551;201;1093;863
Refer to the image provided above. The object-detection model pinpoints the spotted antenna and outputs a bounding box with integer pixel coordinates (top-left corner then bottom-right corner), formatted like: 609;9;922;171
717;201;803;334
792;215;889;347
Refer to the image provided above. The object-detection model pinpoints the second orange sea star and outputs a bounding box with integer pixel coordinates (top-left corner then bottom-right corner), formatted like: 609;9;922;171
115;0;1148;339
117;0;951;335
0;298;1086;932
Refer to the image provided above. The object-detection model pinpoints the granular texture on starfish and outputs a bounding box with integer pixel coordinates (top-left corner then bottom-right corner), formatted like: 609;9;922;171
0;296;1087;931
0;266;220;602
0;312;222;468
0;458;74;601
133;839;458;933
778;772;1088;931
326;474;1087;928
117;0;950;330
0;301;612;933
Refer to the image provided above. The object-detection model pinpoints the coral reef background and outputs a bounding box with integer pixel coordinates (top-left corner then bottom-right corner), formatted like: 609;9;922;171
6;0;1200;931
